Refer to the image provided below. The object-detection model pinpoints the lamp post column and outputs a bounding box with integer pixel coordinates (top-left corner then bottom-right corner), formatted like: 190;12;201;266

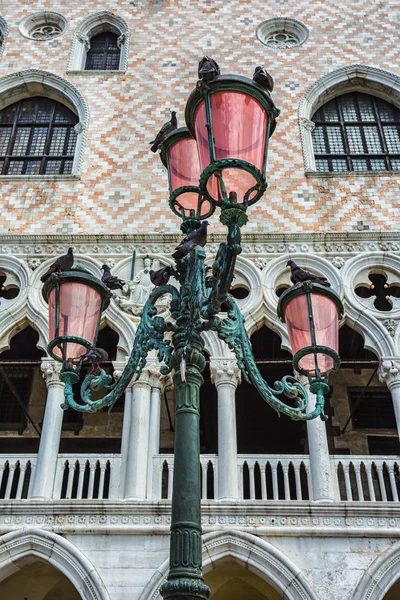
210;358;241;501
30;358;64;499
124;368;152;500
297;374;336;502
379;359;400;440
161;347;210;600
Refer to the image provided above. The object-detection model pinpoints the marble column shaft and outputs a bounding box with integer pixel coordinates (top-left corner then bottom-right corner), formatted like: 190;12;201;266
379;358;400;440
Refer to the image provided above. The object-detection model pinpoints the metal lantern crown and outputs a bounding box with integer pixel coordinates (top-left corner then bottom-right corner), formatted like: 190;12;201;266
277;281;344;382
185;74;280;207
42;267;111;365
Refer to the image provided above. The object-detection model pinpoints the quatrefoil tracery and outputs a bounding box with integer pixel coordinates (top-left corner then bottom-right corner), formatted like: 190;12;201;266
355;272;400;312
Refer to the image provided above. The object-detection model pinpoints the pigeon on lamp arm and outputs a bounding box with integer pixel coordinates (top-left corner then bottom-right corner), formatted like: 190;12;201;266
150;111;178;153
252;66;274;94
40;247;74;282
101;264;125;290
172;221;209;260
286;260;331;287
150;266;174;287
78;347;109;371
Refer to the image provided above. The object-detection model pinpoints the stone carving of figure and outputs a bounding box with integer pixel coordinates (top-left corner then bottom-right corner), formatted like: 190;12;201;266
115;256;158;315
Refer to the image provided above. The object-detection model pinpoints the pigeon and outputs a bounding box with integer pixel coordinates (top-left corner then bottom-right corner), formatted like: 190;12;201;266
150;266;173;287
172;221;209;260
101;264;125;290
150;111;178;153
40;247;74;282
198;56;220;82
286;260;331;287
79;347;109;370
253;66;274;94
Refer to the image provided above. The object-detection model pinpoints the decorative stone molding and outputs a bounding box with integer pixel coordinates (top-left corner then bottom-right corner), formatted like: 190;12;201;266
299;64;400;172
0;69;89;177
41;358;63;386
210;358;241;387
353;539;400;600
18;12;68;41
0;16;9;60
0;528;110;600
383;319;398;338
67;11;130;72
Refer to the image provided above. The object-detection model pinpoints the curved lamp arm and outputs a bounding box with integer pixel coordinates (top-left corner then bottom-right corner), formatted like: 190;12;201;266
60;284;179;413
215;296;328;421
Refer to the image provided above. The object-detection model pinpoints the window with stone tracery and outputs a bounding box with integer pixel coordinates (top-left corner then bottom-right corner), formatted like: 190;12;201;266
312;92;400;172
0;97;78;175
85;32;121;71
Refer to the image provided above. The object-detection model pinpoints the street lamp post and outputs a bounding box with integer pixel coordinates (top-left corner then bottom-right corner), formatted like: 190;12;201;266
43;69;343;600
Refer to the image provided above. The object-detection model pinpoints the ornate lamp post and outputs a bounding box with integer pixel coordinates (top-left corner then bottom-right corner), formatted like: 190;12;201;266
44;69;343;600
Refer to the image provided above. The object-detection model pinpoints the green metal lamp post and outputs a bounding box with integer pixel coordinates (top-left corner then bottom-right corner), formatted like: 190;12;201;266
44;70;343;600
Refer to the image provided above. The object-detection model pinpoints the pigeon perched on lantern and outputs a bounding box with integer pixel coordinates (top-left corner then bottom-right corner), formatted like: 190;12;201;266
40;248;74;282
150;111;178;153
287;260;331;287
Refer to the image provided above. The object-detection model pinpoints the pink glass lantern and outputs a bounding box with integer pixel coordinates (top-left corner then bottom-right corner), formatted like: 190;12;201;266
278;283;343;380
185;76;279;207
43;268;111;363
161;128;214;219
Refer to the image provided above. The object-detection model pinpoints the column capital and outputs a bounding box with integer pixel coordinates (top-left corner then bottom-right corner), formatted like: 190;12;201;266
40;358;63;387
379;358;400;390
210;358;241;387
112;359;172;390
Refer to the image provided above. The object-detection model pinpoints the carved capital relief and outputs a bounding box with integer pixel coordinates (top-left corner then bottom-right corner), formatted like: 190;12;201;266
379;358;400;389
41;358;63;385
210;359;241;387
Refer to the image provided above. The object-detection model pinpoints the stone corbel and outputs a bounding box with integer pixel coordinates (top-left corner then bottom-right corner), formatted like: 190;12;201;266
117;32;127;48
76;32;90;51
300;117;316;132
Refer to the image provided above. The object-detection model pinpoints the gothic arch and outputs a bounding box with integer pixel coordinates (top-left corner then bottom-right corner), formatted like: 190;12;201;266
139;530;318;600
0;16;8;60
0;69;89;176
0;528;110;600
298;64;400;171
353;539;400;600
68;11;130;72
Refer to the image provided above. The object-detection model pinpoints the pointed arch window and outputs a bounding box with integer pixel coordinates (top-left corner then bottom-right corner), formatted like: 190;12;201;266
85;32;121;71
0;97;78;175
312;92;400;172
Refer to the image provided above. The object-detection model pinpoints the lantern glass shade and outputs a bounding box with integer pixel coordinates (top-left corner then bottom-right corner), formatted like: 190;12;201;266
284;293;339;376
49;281;103;360
168;136;212;217
194;91;268;203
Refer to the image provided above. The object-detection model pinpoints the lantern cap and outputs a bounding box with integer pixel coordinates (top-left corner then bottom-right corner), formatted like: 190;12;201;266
185;74;280;139
42;267;112;310
277;281;344;322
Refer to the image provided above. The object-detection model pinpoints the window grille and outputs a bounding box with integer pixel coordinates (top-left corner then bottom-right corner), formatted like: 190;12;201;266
348;386;396;429
312;92;400;172
85;32;121;71
0;97;78;175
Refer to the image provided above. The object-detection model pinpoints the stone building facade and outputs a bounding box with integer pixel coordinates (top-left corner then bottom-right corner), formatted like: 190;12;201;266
0;1;399;600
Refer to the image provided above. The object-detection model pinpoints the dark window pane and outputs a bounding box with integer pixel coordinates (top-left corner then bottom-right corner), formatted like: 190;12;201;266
331;159;347;172
363;126;383;153
312;128;327;153
351;159;368;171
63;159;73;173
358;95;375;121
316;159;329;171
0;128;11;153
0;97;78;175
376;99;398;122
322;99;339;121
370;159;387;171
326;127;344;153
341;95;358;120
349;387;396;429
390;158;400;170
346;126;364;153
85;32;120;71
106;53;120;70
383;125;400;153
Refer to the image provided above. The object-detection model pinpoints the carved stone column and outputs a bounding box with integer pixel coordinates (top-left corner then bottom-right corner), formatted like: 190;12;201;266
30;358;64;499
123;367;152;500
379;359;400;440
114;361;132;498
210;358;241;501
297;374;336;502
147;366;173;499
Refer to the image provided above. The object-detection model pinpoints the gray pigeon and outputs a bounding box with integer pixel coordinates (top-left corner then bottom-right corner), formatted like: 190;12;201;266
40;247;74;282
287;260;330;287
198;56;220;82
101;264;125;290
150;111;178;152
253;66;274;94
79;347;109;370
172;221;209;260
150;266;173;287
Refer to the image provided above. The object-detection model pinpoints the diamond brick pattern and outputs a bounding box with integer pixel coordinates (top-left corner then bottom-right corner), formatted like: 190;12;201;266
0;0;398;235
